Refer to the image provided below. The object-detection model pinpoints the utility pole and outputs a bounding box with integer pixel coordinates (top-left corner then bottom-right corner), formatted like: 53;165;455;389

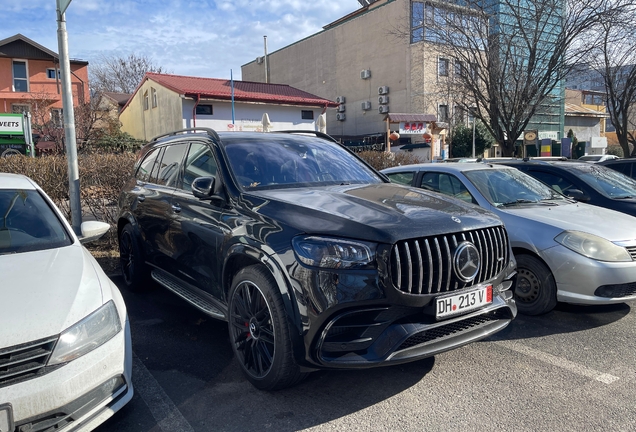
470;105;477;158
56;0;82;235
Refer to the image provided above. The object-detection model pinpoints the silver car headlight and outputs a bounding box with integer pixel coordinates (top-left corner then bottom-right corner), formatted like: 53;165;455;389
554;231;632;262
49;300;122;365
293;236;376;269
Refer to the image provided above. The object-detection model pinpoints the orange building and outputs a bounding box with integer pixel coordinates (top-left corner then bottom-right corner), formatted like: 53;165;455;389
0;34;89;124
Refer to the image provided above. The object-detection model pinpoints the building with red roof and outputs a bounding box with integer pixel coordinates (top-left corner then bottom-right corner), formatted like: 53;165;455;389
119;72;337;141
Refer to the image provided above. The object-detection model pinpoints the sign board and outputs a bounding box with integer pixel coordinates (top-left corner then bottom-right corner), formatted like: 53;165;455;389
0;114;24;136
399;122;427;135
538;130;559;141
590;136;608;148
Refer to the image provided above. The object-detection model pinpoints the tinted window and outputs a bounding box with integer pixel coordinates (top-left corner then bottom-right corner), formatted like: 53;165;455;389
183;143;217;192
223;137;381;190
156;143;187;187
136;148;161;183
0;189;72;254
568;165;636;198
607;162;632;178
386;172;414;185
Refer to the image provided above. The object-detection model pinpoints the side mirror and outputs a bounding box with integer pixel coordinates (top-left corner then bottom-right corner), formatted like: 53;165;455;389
192;176;215;199
79;220;110;244
566;189;589;202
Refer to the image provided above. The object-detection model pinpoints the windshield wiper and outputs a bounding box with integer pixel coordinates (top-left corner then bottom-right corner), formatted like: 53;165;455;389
613;195;633;199
498;199;537;207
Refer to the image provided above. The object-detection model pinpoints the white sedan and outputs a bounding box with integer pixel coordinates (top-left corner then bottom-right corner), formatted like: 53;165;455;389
0;173;132;431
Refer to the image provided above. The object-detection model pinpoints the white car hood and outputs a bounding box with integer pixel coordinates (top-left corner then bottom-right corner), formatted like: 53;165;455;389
0;244;106;348
502;201;636;242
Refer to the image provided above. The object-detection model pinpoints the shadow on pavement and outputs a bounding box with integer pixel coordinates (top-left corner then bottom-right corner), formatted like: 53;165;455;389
488;301;632;342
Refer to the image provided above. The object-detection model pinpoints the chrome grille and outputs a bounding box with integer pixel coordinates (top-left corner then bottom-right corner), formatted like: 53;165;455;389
626;246;636;261
390;226;509;295
0;336;57;387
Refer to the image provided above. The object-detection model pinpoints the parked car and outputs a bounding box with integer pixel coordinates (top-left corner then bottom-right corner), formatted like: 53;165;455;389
492;160;636;218
382;163;636;315
117;128;517;390
578;154;620;162
0;173;133;431
598;157;636;180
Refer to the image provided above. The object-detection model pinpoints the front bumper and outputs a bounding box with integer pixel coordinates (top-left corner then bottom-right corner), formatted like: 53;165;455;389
542;245;636;305
0;319;133;432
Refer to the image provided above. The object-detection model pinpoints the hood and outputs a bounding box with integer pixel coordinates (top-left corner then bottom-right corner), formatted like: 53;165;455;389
246;183;502;244
498;201;636;242
0;244;106;348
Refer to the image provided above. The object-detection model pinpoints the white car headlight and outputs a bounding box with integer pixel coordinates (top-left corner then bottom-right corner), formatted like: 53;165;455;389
292;236;376;269
49;300;122;365
554;231;632;262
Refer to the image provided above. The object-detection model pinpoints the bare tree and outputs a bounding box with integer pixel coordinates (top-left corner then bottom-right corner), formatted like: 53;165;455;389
589;14;636;157
390;0;633;156
90;53;166;95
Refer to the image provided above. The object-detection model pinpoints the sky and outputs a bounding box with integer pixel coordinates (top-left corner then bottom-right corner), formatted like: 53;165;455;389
5;0;362;81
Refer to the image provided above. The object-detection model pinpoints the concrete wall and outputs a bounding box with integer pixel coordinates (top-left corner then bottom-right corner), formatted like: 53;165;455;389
242;0;413;137
119;80;182;141
181;100;318;132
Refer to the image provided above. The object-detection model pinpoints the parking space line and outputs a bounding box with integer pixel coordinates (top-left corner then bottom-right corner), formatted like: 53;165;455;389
494;340;619;384
132;353;195;432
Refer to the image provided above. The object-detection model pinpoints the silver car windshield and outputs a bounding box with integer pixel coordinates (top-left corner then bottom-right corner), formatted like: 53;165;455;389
571;165;636;199
0;189;72;255
223;137;382;190
464;169;566;207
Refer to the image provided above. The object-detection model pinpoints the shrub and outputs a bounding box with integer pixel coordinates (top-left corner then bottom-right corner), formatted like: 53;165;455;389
0;153;136;245
606;145;624;157
357;150;422;171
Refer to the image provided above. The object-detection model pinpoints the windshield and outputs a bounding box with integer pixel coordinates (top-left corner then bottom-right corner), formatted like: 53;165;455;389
463;168;566;207
0;189;72;255
579;155;602;161
570;164;636;198
222;135;383;190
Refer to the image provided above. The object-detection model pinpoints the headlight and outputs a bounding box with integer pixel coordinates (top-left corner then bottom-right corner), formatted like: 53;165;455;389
554;231;632;262
49;300;122;365
292;236;376;269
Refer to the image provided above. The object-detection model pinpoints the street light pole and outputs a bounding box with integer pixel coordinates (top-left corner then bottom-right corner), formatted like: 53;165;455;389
56;0;82;235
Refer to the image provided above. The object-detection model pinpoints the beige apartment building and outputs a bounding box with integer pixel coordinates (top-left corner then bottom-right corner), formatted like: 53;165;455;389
242;0;460;157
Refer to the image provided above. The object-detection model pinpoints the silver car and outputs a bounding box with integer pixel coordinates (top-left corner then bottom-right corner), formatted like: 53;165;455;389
382;163;636;315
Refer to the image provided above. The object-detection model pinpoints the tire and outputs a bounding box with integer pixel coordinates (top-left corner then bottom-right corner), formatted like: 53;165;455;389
118;224;151;291
515;254;557;315
1;148;21;158
228;265;307;390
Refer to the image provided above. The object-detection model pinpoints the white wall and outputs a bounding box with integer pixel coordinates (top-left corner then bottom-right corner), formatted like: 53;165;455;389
181;100;319;132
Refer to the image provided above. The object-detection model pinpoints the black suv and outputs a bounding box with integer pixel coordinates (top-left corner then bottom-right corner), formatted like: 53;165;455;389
494;159;636;218
117;129;517;390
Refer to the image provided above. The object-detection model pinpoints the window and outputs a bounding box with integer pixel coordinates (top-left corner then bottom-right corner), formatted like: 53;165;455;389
301;110;314;120
136;148;161;182
12;61;28;92
386;172;414;186
420;172;474;203
156;143;188;187
438;104;449;122
11;104;30;114
454;60;463;77
183;143;217;191
151;87;158;108
196;105;213;115
143;90;149;111
438;58;449;77
46;68;60;79
51;109;63;127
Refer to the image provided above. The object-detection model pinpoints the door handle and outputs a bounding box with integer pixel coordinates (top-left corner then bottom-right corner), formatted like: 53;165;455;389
172;204;181;213
138;194;146;202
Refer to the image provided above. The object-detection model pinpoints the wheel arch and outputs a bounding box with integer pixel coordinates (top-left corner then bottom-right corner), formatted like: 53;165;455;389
511;247;552;272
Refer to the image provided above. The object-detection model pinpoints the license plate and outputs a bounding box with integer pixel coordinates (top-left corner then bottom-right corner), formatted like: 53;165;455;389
0;404;13;432
436;285;492;319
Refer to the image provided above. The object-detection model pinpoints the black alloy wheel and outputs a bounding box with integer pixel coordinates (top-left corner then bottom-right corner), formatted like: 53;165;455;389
228;265;306;390
118;224;150;291
515;254;557;315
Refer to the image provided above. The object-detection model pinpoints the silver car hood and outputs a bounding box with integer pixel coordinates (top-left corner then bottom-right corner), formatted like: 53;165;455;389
498;201;636;243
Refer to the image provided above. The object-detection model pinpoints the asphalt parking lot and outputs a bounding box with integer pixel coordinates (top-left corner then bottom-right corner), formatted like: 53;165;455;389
98;275;636;432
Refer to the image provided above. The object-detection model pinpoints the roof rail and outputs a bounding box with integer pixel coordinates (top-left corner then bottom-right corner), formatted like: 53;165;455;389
274;130;340;143
150;128;220;143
